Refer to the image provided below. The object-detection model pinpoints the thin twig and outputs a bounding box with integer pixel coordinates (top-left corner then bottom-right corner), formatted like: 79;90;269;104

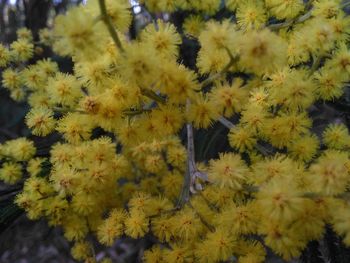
218;116;235;129
177;122;194;208
188;201;215;232
177;98;200;207
218;116;272;156
141;89;166;104
268;9;313;30
308;55;323;76
98;0;125;53
200;48;238;88
341;1;350;9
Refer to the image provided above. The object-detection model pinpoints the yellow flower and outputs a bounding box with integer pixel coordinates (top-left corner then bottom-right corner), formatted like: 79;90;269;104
200;227;236;262
143;246;164;263
97;209;125;246
142;20;182;59
2;68;22;90
236;0;267;31
265;0;304;19
183;15;205;38
47;73;82;108
315;67;346;100
238;29;287;75
27;157;47;177
3;138;36;161
210;79;248;117
313;0;341;18
26;107;56;136
309;150;349;195
10;39;34;62
152;216;175;242
151;105;184;135
259;220;305;260
187;95;220;129
288;134;319;162
163;245;193;263
171;208;202;241
199;20;238;52
323;123;350;150
56;113;94;144
208;152;248;189
120;42;161;87
71;241;92;261
0;162;22;184
16;28;33;41
229;126;257;152
87;0;132;32
124;210;149;238
256;178;307;222
53;6;108;60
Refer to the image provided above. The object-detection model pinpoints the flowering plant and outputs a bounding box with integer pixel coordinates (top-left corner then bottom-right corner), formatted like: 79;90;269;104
1;0;350;262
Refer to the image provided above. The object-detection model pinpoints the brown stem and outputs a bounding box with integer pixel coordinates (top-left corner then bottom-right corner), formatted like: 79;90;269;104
98;0;125;53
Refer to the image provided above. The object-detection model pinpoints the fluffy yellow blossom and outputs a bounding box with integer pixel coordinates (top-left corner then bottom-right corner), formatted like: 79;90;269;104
309;150;350;195
2;68;22;90
53;6;108;60
210;79;248;117
236;0;267;31
265;0;304;19
143;246;164;263
71;241;92;261
124;210;149;238
229;126;257;152
10;39;34;62
0;162;22;184
97;209;126;246
288;134;319;162
163;245;193;263
47;73;82;107
87;0;132;32
238;29;287;75
25;107;56;136
322;123;350;149
187;95;220;129
196;227;236;262
142;20;182;59
256;178;307;222
183;15;205;38
56;113;94;144
208;153;248;189
3;138;36;161
27;157;47;177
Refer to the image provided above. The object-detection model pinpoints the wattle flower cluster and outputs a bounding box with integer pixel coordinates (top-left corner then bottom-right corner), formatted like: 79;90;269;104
1;0;350;262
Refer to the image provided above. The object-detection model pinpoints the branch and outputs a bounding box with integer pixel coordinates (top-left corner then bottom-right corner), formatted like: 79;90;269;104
177;123;194;208
341;1;350;9
177;100;208;208
141;89;166;104
268;9;313;30
218;116;235;129
308;54;323;77
98;0;125;53
200;48;238;88
218;116;272;156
